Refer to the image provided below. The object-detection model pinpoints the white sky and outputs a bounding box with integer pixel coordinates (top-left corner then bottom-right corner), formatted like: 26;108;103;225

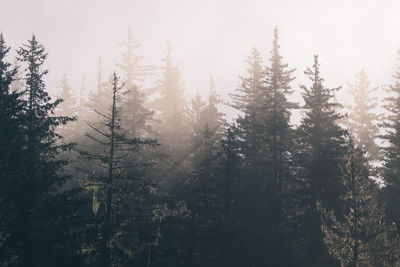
2;0;400;121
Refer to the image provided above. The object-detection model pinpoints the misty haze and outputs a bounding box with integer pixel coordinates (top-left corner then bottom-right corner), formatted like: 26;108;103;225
2;1;400;266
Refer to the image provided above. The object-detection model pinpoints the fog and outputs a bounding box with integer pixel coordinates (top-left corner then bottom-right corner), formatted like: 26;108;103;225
4;1;400;266
2;0;400;120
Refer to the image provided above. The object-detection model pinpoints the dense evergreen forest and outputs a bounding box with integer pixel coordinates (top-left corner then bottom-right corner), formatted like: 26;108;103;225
2;27;400;267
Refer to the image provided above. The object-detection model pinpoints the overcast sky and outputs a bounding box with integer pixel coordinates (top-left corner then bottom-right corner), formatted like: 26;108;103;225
2;0;400;120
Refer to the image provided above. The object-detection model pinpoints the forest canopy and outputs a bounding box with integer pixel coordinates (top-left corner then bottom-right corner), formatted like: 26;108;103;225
2;1;400;266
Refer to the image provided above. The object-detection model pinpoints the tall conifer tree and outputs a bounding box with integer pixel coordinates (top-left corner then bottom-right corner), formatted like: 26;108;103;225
0;33;25;265
345;70;379;160
5;34;78;266
152;42;190;160
381;50;400;227
320;141;398;267
56;73;77;117
81;73;158;267
297;55;347;266
116;26;154;90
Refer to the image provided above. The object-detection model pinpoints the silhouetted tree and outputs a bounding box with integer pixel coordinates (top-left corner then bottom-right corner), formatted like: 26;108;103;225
231;28;297;266
381;49;400;230
80;73;158;267
1;34;80;266
0;33;25;266
297;55;347;266
230;46;265;168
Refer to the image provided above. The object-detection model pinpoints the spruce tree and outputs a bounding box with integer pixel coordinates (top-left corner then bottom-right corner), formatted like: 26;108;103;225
80;73;158;267
55;73;79;143
381;49;400;227
229;46;265;168
153;80;227;267
260;26;297;266
5;34;79;266
56;73;77;117
297;55;347;266
189;81;225;166
0;33;25;265
263;26;296;189
151;41;191;158
116;26;154;90
230;28;296;266
344;70;379;160
120;81;155;140
319;141;398;266
229;46;269;266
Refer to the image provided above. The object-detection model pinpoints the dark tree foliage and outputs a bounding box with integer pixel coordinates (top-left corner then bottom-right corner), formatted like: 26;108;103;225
80;73;159;267
0;33;25;265
230;45;265;173
229;27;297;267
381;49;400;229
296;55;348;266
3;29;400;267
0;34;84;267
258;27;297;266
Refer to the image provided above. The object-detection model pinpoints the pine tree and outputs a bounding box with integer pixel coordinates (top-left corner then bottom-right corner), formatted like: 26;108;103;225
381;49;400;228
263;26;296;189
319;142;398;266
4;34;79;266
297;55;347;266
181;126;225;266
55;73;79;143
116;26;154;90
170;125;240;267
80;73;158;267
230;28;297;266
0;33;25;265
120;80;155;140
344;70;379;160
151;41;191;174
257;26;297;266
56;73;77;117
228;46;269;265
152;79;227;267
189;86;225;161
229;46;265;167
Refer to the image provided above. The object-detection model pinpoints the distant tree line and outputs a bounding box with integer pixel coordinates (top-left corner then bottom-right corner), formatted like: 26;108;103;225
1;27;400;266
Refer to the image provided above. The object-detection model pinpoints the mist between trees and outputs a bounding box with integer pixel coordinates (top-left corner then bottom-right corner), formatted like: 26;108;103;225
2;26;400;267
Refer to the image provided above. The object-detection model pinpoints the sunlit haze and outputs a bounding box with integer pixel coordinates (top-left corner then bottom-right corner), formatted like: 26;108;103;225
2;0;400;121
